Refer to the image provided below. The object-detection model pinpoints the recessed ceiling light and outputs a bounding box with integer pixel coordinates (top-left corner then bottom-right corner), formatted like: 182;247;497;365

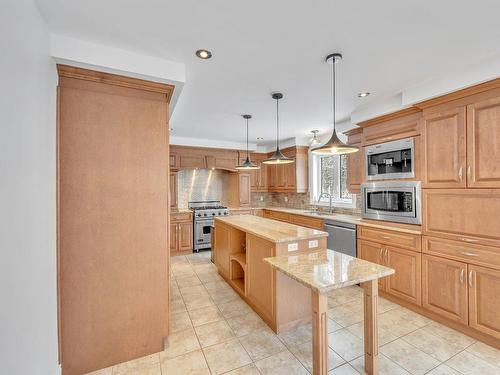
358;92;370;98
195;49;212;59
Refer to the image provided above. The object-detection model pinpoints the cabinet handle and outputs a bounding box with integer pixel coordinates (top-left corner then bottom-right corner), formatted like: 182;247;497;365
460;251;479;257
458;166;463;181
459;269;464;284
382;235;391;240
379;249;383;262
385;248;389;263
467;165;471;178
468;270;473;287
460;238;478;243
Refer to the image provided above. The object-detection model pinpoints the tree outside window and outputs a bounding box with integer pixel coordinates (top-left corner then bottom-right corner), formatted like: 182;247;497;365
315;154;352;203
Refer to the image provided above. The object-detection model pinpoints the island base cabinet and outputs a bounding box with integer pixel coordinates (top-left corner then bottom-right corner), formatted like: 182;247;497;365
385;246;421;305
469;265;500;339
422;254;468;325
358;240;386;291
246;235;275;324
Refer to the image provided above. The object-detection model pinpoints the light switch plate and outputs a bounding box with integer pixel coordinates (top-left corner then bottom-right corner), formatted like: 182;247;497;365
288;243;298;252
309;240;319;248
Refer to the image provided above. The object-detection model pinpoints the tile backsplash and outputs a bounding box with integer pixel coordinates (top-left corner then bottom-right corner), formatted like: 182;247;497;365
251;192;361;214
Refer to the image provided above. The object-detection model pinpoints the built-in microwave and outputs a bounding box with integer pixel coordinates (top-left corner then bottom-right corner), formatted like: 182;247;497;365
365;138;414;180
361;181;421;225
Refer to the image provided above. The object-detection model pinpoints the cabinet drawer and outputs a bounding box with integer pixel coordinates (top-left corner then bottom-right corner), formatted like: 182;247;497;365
266;210;291;222
358;226;420;252
289;214;324;230
423;236;500;271
171;212;192;222
423;189;500;248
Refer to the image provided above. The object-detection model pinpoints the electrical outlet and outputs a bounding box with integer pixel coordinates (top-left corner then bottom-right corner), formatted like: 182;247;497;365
284;196;288;202
260;196;264;201
309;240;319;248
287;243;298;252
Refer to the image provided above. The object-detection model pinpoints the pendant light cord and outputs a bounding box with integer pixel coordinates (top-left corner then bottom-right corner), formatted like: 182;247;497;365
332;58;336;132
246;117;249;158
276;97;280;150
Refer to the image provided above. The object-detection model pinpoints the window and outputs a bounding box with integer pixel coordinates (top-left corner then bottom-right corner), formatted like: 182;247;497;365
311;153;354;206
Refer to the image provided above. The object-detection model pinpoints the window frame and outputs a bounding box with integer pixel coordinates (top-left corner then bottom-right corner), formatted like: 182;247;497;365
309;151;356;208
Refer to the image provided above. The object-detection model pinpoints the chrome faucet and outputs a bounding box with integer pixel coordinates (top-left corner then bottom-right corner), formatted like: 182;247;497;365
318;192;334;213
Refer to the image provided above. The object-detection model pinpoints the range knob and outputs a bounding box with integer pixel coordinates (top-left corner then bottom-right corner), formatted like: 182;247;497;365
224;212;228;215
212;212;216;216
203;213;207;217
197;213;202;217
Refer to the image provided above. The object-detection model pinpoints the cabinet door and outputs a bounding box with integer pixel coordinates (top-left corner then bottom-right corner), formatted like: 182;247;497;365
169;154;179;169
170;224;179;253
422;107;466;188
259;163;268;189
358;240;386;291
179;155;206;169
422;189;500;248
346;143;363;194
385;246;421;305
422;255;468;324
267;165;276;189
169;172;178;210
214;223;231;279
467;96;500;188
276;165;287;189
178;221;193;251
246;235;275;322
239;174;251;207
284;162;296;189
468;265;500;339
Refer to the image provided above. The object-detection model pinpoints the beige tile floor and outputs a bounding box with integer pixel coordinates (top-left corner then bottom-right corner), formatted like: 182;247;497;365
88;251;500;375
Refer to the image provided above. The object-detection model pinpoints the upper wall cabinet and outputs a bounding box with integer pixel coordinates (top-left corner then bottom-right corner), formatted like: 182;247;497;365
344;128;363;194
267;146;309;193
170;145;239;171
422;107;467;188
359;108;421;146
466;96;500;188
418;84;500;189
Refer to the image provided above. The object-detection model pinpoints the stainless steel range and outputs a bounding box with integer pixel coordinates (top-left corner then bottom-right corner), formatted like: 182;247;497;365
189;200;229;252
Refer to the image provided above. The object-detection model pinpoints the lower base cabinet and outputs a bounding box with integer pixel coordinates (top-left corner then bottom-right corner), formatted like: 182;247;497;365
170;213;193;254
468;264;500;339
422;254;468;324
358;238;421;305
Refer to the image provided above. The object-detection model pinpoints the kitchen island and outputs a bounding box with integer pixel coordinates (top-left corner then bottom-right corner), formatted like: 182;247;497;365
265;249;394;375
213;215;328;333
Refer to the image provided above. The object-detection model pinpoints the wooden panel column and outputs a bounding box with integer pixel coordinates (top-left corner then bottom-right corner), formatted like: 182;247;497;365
57;65;174;375
311;290;328;375
363;280;379;375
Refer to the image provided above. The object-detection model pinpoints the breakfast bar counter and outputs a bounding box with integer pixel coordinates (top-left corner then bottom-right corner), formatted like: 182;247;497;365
213;215;328;333
265;249;394;375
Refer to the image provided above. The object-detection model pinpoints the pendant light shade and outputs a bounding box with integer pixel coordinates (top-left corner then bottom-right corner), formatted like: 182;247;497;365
311;53;359;155
236;114;260;170
263;93;294;165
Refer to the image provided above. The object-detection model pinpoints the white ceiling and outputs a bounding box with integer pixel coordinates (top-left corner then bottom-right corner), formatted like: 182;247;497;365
36;0;500;146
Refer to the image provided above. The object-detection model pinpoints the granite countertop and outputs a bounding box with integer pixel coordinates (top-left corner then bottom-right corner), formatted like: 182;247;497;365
215;215;328;244
264;249;395;293
260;207;421;234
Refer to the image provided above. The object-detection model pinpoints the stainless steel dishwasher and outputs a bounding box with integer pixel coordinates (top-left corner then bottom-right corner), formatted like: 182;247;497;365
323;220;357;257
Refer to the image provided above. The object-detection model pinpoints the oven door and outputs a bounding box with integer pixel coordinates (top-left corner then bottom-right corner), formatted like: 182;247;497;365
361;182;421;224
194;219;214;250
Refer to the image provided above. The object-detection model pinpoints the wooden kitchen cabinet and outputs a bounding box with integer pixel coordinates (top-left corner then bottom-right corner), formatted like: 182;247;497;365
422;107;467;188
422;254;468;324
358;228;422;304
170;212;193;255
245;153;268;192
422;189;500;248
385;246;421;305
228;173;251;207
169;171;178;211
466;96;500;188
358;239;386;291
344;128;363;194
266;146;308;193
468;265;500;339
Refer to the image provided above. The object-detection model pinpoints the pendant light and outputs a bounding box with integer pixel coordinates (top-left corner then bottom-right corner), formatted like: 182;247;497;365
236;114;260;170
311;53;359;155
309;130;321;147
263;93;294;164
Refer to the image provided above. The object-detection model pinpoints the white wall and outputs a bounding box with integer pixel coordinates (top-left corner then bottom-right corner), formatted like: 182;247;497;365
0;1;59;374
